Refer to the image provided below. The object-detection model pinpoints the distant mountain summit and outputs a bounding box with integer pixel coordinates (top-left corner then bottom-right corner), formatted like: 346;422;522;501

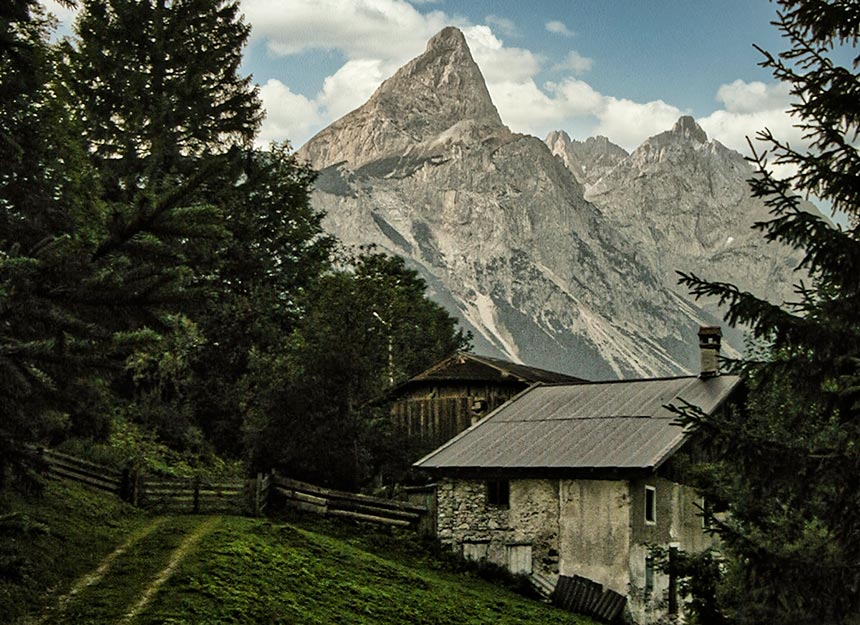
545;131;628;188
299;26;505;171
296;27;776;379
582;115;804;310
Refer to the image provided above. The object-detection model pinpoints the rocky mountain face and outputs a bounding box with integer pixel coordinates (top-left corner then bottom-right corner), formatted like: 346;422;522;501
555;116;805;313
297;27;767;379
545;131;629;188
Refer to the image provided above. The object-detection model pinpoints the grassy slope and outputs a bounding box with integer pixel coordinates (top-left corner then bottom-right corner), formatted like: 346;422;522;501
2;483;596;625
139;516;590;625
0;480;150;623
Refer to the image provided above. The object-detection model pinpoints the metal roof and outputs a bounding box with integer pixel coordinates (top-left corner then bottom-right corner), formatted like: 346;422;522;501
414;375;741;472
411;352;585;384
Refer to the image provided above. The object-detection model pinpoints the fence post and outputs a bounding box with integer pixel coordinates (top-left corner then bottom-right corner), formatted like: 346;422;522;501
131;465;142;507
193;476;200;514
120;466;131;503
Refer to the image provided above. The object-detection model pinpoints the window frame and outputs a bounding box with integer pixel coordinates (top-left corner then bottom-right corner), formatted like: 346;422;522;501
486;479;510;508
644;553;654;595
644;484;657;525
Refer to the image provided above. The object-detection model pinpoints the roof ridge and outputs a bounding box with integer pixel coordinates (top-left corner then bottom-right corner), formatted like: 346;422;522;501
540;374;742;387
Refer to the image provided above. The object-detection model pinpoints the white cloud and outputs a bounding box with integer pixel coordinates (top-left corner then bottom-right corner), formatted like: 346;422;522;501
699;79;801;158
242;0;453;64
485;15;517;37
545;79;604;117
595;98;686;149
258;80;322;146
488;80;563;129
545;20;575;37
700;108;803;153
318;59;393;120
463;26;542;83
715;79;791;114
553;50;593;75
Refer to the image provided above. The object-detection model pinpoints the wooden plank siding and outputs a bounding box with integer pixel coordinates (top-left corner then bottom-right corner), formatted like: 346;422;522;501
391;386;517;454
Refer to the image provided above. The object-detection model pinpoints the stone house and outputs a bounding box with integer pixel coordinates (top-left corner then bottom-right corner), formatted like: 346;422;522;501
414;327;738;624
386;352;584;457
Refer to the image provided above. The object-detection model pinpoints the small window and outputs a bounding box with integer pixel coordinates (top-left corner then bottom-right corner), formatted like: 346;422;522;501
645;485;656;524
486;479;510;507
644;554;654;595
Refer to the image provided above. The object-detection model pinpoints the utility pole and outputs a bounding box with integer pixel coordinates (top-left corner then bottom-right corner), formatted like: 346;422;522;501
372;310;394;386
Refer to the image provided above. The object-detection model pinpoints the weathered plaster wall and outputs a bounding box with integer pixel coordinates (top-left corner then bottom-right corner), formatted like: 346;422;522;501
558;479;631;594
436;478;560;575
627;477;715;624
436;475;714;625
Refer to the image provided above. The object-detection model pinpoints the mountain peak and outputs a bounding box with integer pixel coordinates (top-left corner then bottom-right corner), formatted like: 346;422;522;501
426;26;469;53
671;116;708;143
299;26;504;170
384;26;501;128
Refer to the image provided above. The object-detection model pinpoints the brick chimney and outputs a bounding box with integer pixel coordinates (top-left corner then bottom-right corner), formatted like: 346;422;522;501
698;326;722;378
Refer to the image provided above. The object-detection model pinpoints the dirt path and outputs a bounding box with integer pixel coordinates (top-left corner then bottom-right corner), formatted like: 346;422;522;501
27;515;221;625
29;517;167;625
117;516;221;624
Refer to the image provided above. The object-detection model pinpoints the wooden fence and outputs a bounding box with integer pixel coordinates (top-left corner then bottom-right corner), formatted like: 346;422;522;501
38;448;270;516
139;474;270;515
41;448;123;496
39;449;425;528
272;474;427;529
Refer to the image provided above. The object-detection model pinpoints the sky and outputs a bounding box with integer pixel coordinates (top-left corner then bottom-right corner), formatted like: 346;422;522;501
238;0;807;155
43;0;809;157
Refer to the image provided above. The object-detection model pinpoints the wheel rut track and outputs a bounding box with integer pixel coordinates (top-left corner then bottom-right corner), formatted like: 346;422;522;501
27;515;221;625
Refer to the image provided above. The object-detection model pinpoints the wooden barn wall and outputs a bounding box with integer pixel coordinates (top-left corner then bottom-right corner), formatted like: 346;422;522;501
391;383;523;452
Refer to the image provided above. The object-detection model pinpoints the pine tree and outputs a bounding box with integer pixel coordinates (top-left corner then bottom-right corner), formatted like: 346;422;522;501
55;0;268;450
60;0;263;283
675;1;860;622
1;0;268;484
1;1;118;486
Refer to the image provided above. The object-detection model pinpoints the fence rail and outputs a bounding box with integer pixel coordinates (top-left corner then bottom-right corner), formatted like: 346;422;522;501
139;476;249;514
38;448;423;530
38;448;270;516
272;474;427;528
41;448;122;496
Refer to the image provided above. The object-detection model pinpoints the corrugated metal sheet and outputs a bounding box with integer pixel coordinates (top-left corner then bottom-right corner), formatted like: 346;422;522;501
415;375;740;471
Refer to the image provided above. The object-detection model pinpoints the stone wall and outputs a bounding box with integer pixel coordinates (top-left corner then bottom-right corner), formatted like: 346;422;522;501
436;478;560;575
436;475;714;625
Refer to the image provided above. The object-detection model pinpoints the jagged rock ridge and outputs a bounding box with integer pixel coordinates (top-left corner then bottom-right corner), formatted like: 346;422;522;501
300;27;505;172
545;131;629;188
299;28;741;379
567;116;807;311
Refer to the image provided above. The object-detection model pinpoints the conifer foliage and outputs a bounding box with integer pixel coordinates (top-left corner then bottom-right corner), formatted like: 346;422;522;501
676;1;860;622
1;1;467;490
1;0;113;486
